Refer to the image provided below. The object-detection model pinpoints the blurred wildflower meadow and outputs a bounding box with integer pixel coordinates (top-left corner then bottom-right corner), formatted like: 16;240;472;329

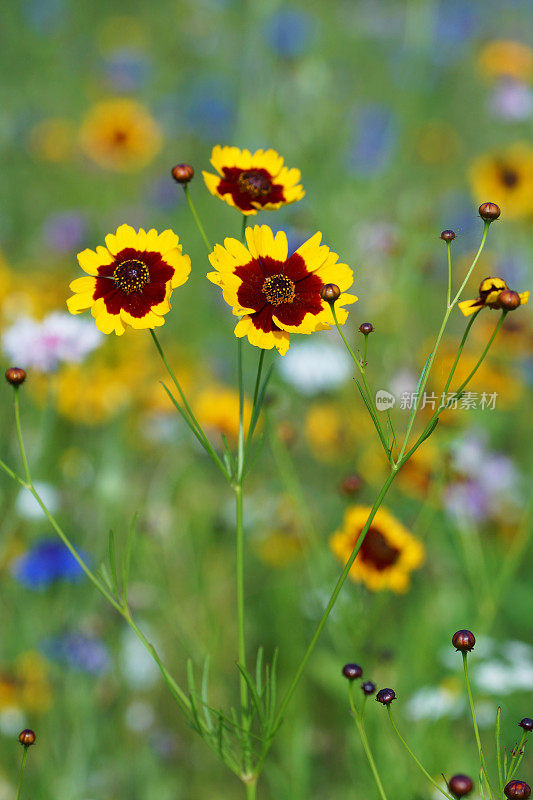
1;1;533;798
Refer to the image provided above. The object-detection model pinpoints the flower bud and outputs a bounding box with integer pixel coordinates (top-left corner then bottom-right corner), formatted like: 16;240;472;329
440;230;456;242
498;289;521;311
18;729;36;746
504;780;531;799
171;163;194;184
362;680;376;695
449;774;474;797
339;474;363;496
376;687;396;705
359;322;374;335
519;718;533;732
479;202;501;222
5;367;26;386
342;663;363;680
452;629;475;652
320;283;341;303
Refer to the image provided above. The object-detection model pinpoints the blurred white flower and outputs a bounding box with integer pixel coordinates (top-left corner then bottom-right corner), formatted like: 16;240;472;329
120;627;160;688
474;660;533;695
0;708;26;736
2;312;102;372
277;339;351;395
15;481;58;520
489;80;533;121
125;700;155;733
405;685;464;720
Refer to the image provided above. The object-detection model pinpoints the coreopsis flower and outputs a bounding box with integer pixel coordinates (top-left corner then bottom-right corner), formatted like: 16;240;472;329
80;99;162;171
330;506;425;592
207;225;356;355
469;144;533;218
458;276;529;316
67;225;191;335
477;41;533;83
202;146;304;214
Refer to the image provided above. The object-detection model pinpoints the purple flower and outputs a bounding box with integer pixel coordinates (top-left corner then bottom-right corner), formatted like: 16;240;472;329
348;105;398;175
41;632;111;674
43;211;87;252
103;48;151;93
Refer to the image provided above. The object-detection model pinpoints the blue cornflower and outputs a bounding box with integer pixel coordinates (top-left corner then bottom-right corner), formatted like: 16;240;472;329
11;539;87;589
265;7;316;58
41;632;111;675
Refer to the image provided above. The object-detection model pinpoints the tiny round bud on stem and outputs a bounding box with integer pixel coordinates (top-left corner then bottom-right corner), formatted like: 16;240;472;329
448;774;474;797
359;322;374;335
505;780;531;799
321;283;341;303
5;367;26;386
440;230;456;242
339;474;363;496
498;289;521;311
519;718;533;732
18;729;36;746
342;663;363;680
376;687;396;705
362;680;376;695
452;629;475;652
171;163;194;184
479;202;501;222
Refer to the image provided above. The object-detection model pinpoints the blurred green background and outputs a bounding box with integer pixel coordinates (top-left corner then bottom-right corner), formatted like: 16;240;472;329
1;0;532;797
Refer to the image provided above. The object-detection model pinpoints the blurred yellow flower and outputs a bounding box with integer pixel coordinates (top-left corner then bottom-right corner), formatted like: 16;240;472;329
478;41;533;82
0;652;52;712
195;386;252;442
330;506;425;593
469;144;533;219
28;118;75;162
80;99;162;171
253;531;304;567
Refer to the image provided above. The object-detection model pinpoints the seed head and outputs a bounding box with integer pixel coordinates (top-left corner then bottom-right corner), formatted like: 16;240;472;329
452;629;475;652
448;774;474;798
171;163;194;184
320;283;341;303
440;230;456;242
519;718;533;732
504;780;531;799
498;289;521;311
5;367;26;386
359;322;374;335
479;202;501;222
342;663;363;680
362;680;376;695
376;687;396;705
18;729;36;746
339;474;363;496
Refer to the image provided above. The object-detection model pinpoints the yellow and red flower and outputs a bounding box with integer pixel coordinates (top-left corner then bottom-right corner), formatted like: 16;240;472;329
67;225;190;335
202;146;304;214
458;276;529;316
207;225;356;355
330;506;425;593
469;144;533;219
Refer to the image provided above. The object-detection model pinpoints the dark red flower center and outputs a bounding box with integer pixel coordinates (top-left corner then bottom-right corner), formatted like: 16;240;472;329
262;274;295;306
238;170;272;198
359;528;400;571
500;166;519;188
113;259;150;294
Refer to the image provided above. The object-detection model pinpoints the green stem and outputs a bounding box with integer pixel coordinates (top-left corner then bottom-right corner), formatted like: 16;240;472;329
14;388;31;484
496;706;503;796
245;778;257;800
15;747;28;800
442;309;482;396
183;185;212;251
462;653;494;798
387;707;455;800
241;213;248;242
446;240;452;308
349;685;389;800
505;731;527;782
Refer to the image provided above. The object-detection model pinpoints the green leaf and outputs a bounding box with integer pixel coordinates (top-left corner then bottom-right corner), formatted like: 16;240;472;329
122;512;138;606
108;529;118;596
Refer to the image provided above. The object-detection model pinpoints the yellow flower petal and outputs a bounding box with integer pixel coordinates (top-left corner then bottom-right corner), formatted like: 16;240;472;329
77;246;114;276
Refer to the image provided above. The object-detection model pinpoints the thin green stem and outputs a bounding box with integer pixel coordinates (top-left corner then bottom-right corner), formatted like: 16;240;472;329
387;707;455;800
446;240;452;308
462;653;494;798
15;747;28;800
14;388;31;483
442;309;482;396
349;684;389;800
241;213;247;242
452;312;507;397
505;731;527;782
245;778;257;800
496;706;503;796
183;185;212;251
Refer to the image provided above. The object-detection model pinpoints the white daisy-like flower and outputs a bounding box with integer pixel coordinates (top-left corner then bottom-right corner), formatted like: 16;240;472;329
277;338;351;396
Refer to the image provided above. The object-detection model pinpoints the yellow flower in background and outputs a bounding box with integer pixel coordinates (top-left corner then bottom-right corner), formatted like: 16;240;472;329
330;506;425;593
253;531;304;567
28;118;75;162
203;146;305;214
195;385;252;442
469;144;533;219
478;41;533;82
0;652;52;713
80;99;162;171
67;225;190;335
207;225;356;355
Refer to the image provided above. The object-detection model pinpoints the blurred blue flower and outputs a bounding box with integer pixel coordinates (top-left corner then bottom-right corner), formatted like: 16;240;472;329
434;0;479;46
42;211;87;252
11;539;87;589
185;79;236;140
103;48;151;93
265;7;316;58
24;0;66;33
348;104;398;176
41;632;111;675
149;176;184;211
